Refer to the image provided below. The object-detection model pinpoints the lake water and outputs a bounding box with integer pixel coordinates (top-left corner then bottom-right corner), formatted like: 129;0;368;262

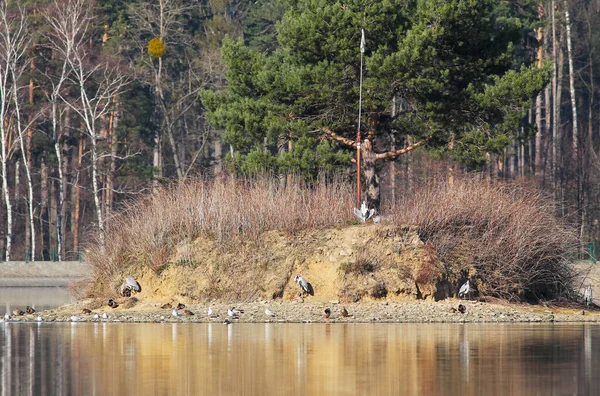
0;322;598;395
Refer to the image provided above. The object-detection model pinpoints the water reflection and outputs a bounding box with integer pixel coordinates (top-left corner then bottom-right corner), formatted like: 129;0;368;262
0;323;599;395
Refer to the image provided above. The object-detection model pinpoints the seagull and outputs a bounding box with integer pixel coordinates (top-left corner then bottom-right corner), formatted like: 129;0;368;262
265;308;276;317
353;201;376;223
102;313;109;319
458;280;471;299
294;275;314;296
3;313;10;321
93;313;100;320
70;315;81;322
583;286;593;306
172;309;179;317
36;315;43;322
208;307;219;318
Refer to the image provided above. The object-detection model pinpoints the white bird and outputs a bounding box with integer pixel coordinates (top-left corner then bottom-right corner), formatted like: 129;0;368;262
3;313;9;321
172;309;179;317
227;308;238;318
93;313;100;320
36;315;43;322
265;308;276;317
208;307;218;318
294;275;314;296
458;280;471;299
583;286;593;306
102;313;109;319
353;201;375;223
70;315;80;322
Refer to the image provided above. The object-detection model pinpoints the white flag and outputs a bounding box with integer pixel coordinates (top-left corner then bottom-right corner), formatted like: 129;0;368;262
360;28;365;54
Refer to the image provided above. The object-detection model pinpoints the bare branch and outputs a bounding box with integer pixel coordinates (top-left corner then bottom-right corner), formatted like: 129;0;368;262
375;136;432;160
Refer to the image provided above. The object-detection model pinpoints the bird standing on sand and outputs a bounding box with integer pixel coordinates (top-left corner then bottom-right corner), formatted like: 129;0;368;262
93;313;100;320
458;304;467;314
223;319;231;325
108;299;119;309
183;310;194;316
583;286;593;306
161;303;172;309
177;303;186;310
265;308;276;317
294;275;314;296
172;309;179;317
120;276;142;297
26;306;35;314
102;313;109;319
4;313;10;321
228;308;239;319
324;308;331;319
36;315;43;322
70;315;80;322
341;307;349;317
208;307;219;318
82;308;92;314
458;280;471;299
13;308;23;316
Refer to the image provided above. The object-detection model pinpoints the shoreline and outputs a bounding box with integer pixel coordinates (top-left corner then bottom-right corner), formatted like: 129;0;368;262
4;299;600;324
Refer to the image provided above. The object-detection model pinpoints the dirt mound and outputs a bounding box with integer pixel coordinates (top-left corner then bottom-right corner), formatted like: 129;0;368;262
97;224;444;305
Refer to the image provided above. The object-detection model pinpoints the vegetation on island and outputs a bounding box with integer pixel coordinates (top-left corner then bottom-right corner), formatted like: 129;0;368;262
0;0;594;305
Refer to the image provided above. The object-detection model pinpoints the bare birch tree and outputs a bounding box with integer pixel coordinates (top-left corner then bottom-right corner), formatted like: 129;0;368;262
48;0;131;244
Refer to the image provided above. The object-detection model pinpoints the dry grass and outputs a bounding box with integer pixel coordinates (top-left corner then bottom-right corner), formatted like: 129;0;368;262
85;176;355;297
386;175;580;302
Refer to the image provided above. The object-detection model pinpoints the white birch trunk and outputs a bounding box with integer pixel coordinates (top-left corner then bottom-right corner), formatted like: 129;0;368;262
564;5;579;153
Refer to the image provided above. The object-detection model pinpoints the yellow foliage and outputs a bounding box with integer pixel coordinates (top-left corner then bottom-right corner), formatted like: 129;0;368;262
147;37;166;59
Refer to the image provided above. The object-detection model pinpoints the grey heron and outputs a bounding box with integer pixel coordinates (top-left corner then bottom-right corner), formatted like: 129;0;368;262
353;201;375;223
294;275;314;296
126;276;142;292
583;286;593;306
458;280;471;299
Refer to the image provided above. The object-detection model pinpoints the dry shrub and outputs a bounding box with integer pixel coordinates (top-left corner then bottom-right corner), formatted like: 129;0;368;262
85;176;355;297
387;175;580;301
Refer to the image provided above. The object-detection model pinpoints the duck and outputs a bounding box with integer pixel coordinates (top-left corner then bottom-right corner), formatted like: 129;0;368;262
265;308;276;318
231;307;244;315
82;308;92;314
227;308;238;319
449;307;457;313
223;319;231;325
458;304;467;314
177;303;186;310
13;308;24;316
324;308;331;319
182;310;194;316
341;307;349;317
161;303;172;309
26;306;35;314
108;299;119;309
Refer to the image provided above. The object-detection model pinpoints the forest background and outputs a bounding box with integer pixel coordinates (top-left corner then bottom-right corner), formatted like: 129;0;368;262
0;0;598;263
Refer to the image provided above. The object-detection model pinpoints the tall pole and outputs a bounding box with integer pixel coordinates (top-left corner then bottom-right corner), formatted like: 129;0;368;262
357;28;365;208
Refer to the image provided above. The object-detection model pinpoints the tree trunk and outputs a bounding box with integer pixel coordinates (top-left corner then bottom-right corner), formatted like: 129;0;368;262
1;118;12;261
73;131;84;257
564;4;578;154
40;157;50;260
535;11;544;175
106;97;119;219
362;137;379;210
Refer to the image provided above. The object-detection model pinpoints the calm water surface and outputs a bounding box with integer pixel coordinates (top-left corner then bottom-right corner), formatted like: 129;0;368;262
0;287;75;313
0;322;598;395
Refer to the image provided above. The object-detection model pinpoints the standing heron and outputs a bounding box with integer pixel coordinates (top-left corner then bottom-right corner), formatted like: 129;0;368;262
583;286;593;306
294;275;314;296
458;280;471;299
